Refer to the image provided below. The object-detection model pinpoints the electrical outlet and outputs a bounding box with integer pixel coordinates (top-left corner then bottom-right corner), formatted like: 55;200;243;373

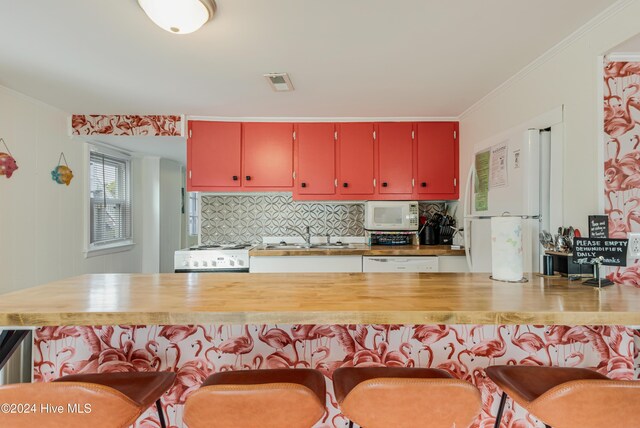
628;233;640;258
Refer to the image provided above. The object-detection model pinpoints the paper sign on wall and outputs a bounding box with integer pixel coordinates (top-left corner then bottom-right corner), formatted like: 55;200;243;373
490;143;508;188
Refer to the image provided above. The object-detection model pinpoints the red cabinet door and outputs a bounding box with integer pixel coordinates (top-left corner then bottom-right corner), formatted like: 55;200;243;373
188;121;242;189
338;123;375;195
377;122;414;195
243;123;294;188
416;122;457;196
296;123;336;195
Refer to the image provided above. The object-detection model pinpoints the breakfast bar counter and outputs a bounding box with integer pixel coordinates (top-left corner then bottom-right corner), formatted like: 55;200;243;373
3;272;639;428
1;272;640;326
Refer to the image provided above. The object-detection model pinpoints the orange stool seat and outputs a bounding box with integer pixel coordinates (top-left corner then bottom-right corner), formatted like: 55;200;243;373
184;368;326;428
333;367;482;428
0;371;176;428
486;365;640;428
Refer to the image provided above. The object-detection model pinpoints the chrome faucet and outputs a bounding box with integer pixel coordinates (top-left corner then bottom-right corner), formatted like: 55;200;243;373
286;225;311;246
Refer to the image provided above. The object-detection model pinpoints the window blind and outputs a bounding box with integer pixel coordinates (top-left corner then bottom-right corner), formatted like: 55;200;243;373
89;151;131;246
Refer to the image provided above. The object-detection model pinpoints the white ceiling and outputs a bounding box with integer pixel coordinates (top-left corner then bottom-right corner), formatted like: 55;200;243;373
0;0;620;119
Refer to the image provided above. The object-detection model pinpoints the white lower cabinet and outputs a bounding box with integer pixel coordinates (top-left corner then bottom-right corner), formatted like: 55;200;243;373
249;256;363;273
438;256;469;273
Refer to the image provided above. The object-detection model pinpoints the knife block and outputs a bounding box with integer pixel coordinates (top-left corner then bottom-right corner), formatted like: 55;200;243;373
545;251;593;277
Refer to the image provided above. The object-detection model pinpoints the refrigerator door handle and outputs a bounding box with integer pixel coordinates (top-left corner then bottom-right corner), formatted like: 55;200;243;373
463;164;475;272
464;218;473;272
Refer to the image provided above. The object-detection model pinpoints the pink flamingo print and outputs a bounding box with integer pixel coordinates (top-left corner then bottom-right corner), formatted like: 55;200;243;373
605;96;638;137
159;325;212;343
437;343;473;379
470;325;507;363
412;325;464;346
258;325;293;350
608;209;630;239
165;359;212;404
565;351;585;367
217;325;254;366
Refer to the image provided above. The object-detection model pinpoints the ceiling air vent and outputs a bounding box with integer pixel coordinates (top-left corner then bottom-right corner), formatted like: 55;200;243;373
264;73;294;92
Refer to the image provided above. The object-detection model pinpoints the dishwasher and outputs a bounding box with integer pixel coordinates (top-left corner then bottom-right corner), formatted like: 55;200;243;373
363;256;439;272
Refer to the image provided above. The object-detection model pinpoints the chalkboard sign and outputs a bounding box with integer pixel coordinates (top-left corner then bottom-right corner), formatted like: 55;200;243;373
588;215;609;238
572;238;627;266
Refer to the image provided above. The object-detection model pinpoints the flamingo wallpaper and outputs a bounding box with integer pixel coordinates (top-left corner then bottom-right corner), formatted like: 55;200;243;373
604;61;640;284
71;115;182;136
34;324;635;428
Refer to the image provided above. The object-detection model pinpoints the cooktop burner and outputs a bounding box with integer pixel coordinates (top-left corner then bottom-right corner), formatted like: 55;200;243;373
189;244;252;251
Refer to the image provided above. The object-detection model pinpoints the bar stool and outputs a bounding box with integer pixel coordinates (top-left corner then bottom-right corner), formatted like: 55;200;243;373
184;368;326;428
333;367;482;428
486;365;640;428
0;371;175;428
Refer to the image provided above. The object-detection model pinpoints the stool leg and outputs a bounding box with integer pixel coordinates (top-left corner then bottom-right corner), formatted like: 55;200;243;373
493;392;508;428
155;399;167;428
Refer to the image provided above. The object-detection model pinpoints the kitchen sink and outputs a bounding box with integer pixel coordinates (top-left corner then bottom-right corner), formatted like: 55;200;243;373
262;243;351;250
309;243;351;249
264;244;306;249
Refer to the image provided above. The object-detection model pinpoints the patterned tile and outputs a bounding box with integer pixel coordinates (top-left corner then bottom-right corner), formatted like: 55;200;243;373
200;194;444;245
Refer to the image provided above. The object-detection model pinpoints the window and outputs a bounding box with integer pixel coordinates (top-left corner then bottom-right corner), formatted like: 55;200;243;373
89;150;132;250
188;192;199;236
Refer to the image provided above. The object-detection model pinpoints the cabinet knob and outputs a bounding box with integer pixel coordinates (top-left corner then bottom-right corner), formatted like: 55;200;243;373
343;182;348;188
301;182;307;188
232;176;238;181
382;182;388;187
246;176;251;181
421;182;427;187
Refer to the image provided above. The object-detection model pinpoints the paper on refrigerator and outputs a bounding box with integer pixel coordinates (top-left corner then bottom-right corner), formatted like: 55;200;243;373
490;142;508;188
474;150;490;212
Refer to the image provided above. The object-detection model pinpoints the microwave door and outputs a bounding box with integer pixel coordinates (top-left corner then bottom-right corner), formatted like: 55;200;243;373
374;206;404;229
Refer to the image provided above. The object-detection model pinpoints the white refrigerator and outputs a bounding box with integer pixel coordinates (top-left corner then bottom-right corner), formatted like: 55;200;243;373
463;128;551;274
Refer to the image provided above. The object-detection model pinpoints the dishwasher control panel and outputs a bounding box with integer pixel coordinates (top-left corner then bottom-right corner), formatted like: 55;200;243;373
363;256;439;273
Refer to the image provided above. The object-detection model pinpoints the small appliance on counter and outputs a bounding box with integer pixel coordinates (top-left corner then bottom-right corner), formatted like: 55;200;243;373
364;200;419;245
364;201;419;231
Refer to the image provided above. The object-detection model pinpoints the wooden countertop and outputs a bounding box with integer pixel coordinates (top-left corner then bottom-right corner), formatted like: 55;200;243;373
249;244;465;257
1;273;640;326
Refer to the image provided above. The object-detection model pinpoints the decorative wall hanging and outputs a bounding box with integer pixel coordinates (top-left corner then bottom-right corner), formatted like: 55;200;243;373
71;115;182;136
0;138;18;179
51;152;74;186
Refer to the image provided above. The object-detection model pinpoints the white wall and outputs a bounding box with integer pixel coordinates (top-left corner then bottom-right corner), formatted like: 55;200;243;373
459;1;640;233
159;158;183;273
0;86;144;294
138;157;183;273
140;157;160;273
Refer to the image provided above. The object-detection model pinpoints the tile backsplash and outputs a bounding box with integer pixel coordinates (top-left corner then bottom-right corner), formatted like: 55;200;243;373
200;193;446;245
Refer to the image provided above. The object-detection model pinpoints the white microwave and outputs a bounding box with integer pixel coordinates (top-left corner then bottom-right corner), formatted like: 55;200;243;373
364;201;419;231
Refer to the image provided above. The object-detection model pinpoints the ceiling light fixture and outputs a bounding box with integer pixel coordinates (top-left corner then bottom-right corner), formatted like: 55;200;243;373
138;0;216;35
264;73;295;92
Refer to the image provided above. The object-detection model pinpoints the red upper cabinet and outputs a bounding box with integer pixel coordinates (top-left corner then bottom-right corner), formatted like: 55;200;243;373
188;121;242;190
295;123;336;196
337;123;375;196
415;122;459;198
243;123;294;188
377;122;414;195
